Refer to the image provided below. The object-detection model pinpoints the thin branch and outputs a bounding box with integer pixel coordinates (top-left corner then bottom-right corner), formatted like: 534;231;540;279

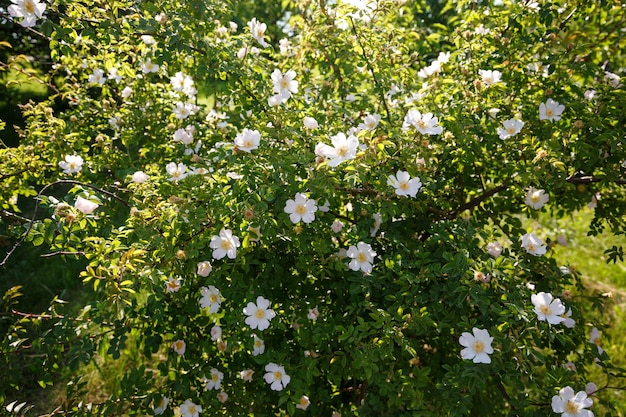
349;17;391;122
40;251;85;258
445;183;509;220
566;174;626;185
0;180;130;268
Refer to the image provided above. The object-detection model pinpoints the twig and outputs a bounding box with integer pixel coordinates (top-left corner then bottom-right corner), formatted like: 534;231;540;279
0;180;130;268
349;17;391;122
40;251;85;258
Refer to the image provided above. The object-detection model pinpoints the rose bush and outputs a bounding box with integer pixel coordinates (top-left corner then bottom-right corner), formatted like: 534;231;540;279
1;0;625;416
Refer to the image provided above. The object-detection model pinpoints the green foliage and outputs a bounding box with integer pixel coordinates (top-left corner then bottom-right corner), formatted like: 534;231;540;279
1;0;626;415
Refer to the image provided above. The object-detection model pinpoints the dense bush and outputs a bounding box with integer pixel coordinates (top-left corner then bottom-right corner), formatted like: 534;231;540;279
1;0;625;415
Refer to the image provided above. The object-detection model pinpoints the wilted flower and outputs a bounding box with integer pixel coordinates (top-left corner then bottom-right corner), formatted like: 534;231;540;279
210;325;222;341
171;339;186;355
240;369;254;382
196;261;212;277
165;277;181;293
217;391;228;403
74;196;99;214
486;241;502;257
296;396;311;410
308;306;319;321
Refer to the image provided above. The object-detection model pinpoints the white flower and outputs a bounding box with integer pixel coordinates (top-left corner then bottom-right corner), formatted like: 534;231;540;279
531;292;566;325
173;126;194;145
307;306;320;321
205;368;224;391
247;18;268;48
296;396;311;410
317;132;359;167
240;369;254;382
217;391;228;403
268;94;285;107
252;334;265;356
284;193;318;224
402;109;443;135
486;242;502;258
88;68;106;85
271;69;298;100
358;113;381;131
346;242;376;274
459;327;494;364
264;363;290;391
303;116;319;129
166;162;188;182
539;99;565;122
199;285;222;313
584;90;596;101
170;72;196;98
243;296;276;331
563;362;577;371
370;213;382;237
59;155;84;174
478;69;502;86
387;170;422;198
521;232;546;256
166;277;182;293
585;383;598;395
131;171;148;184
589;327;603;354
525;187;549;209
172;102;198;119
196;261;212;277
153;397;169;415
108;67;122;83
179;399;202;417
497;118;524;140
142;58;159;74
551;386;594;417
234;128;261;152
279;38;291;55
210;325;222;341
121;86;133;98
171;339;186;355
74;196;99;215
562;308;576;328
210;229;240;260
604;71;621;88
331;220;343;233
8;0;46;27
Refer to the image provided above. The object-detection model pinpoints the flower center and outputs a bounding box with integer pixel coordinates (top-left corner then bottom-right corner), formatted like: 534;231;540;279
24;0;35;14
546;109;555;117
274;371;283;381
189;405;197;414
399;182;409;191
539;305;551;315
484;76;493;84
506;127;517;135
280;79;290;89
295;204;307;215
254;340;263;347
531;194;541;202
472;340;485;353
337;146;348;157
220;239;232;250
417;120;429;129
212;374;219;381
357;252;367;263
255;309;266;319
564;400;580;414
209;294;218;303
